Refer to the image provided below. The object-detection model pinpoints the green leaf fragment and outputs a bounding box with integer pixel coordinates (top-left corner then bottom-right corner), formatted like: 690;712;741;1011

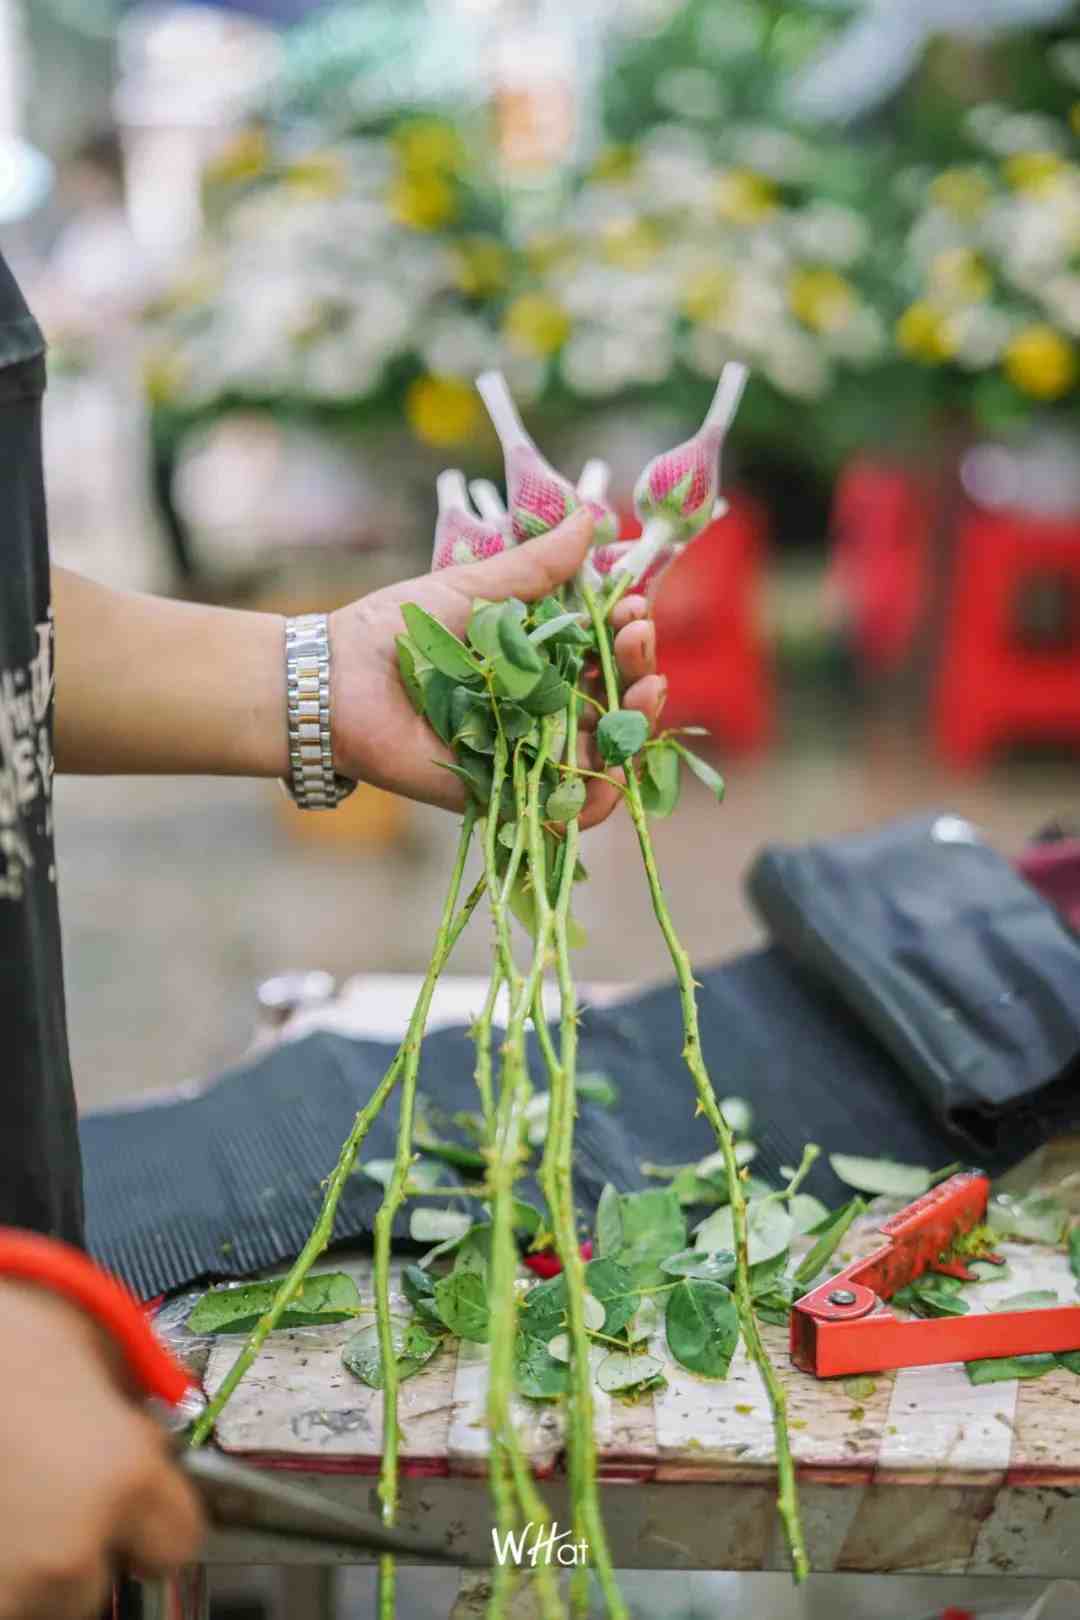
433;1269;490;1342
987;1193;1068;1246
466;600;503;661
966;1353;1057;1385
639;742;681;819
665;1278;739;1378
492;654;543;701
597;709;650;767
595;1350;665;1394
498;602;546;675
660;1248;736;1284
595;1182;623;1257
401;603;484;682
342;1317;442;1388
1070;1225;1080;1281
828;1155;936;1198
576;1072;618;1107
989;1290;1058;1312
188;1272;361;1336
794;1197;866;1287
396;636;426;715
528;612;591;648
672;743;725;802
694;1198;793;1266
545;776;587;823
514;1333;570;1399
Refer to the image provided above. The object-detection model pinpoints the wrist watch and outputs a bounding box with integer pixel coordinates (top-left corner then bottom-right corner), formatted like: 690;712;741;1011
281;613;357;810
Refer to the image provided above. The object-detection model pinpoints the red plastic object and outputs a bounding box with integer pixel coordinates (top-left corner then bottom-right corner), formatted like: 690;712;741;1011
0;1226;194;1407
829;458;930;674
934;508;1080;767
642;492;774;754
1016;838;1080;932
524;1239;593;1278
790;1172;1080;1378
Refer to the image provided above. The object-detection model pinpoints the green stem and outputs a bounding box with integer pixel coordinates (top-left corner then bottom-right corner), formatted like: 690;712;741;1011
583;588;809;1583
189;854;485;1451
540;699;626;1620
375;809;480;1549
480;735;564;1620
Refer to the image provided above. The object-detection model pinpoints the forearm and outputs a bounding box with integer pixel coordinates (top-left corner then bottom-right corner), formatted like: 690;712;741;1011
52;568;288;777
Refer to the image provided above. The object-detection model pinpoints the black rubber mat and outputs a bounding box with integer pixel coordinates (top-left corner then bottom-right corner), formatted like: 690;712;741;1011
81;942;1071;1300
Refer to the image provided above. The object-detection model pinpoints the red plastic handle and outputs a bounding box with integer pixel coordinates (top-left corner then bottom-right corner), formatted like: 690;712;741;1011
0;1228;194;1407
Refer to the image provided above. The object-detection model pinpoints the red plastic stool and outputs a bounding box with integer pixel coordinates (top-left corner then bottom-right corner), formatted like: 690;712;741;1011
828;456;930;675
642;492;774;754
934;507;1080;767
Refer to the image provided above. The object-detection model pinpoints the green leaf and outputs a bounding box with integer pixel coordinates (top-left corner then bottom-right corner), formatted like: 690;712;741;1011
749;1250;790;1298
665;1279;739;1378
672;743;725;803
828;1155;937;1199
670;1167;729;1208
466;600;503;661
966;1353;1057;1385
843;1376;878;1401
401;1264;446;1329
595;1350;665;1394
595;1182;623;1257
342;1317;441;1388
450;688;495;754
694;1198;793;1266
401;603;484;682
511;1199;544;1237
409;1208;472;1245
439;758;493;807
989;1290;1058;1312
1057;1351;1080;1376
583;1257;638;1336
639;743;681;819
188;1272;361;1336
893;1276;969;1318
528;612;591;648
577;1072;618;1107
514;1333;570;1399
719;1097;753;1136
545;776;587;823
597;709;650;766
519;1274;569;1343
794;1198;866;1287
519;664;572;715
421;670;456;745
660;1249;736;1284
1070;1225;1080;1281
612;1187;687;1287
987;1194;1068;1246
396;636;426;715
433;1269;490;1342
500;704;539;743
498;603;546;675
789;1195;831;1235
492;654;543;701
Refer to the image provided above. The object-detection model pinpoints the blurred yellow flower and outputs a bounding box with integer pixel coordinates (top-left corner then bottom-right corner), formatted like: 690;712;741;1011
143;348;189;407
205;128;268;188
524;231;577;273
682;268;733;326
390;173;458;231
504;293;570;357
788;267;854;333
1071;103;1080;137
712;168;777;224
1003;151;1067;194
1004;325;1078;399
929;166;990;219
590;144;640;184
284;150;347;199
452;236;511;298
406;375;482;447
896;301;955;364
929;247;991;304
393;119;465;176
599;216;661;269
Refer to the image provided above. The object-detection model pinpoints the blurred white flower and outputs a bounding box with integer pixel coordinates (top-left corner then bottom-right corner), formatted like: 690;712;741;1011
422;312;501;377
986;112;1069;156
502;352;548;405
304;339;385;401
1043;273;1080;334
695;0;763;57
942;304;1016;369
561;327;636;397
791;202;869;267
728;125;813;184
763;330;830;400
824;305;886;365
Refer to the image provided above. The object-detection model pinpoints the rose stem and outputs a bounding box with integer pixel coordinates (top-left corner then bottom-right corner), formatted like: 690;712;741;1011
582;586;809;1583
189;825;484;1451
537;693;627;1620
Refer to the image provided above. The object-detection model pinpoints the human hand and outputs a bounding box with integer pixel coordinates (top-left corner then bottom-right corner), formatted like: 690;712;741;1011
0;1281;204;1620
330;511;663;827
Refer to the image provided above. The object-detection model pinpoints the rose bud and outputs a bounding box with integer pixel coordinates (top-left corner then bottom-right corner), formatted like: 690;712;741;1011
476;370;579;543
432;468;513;571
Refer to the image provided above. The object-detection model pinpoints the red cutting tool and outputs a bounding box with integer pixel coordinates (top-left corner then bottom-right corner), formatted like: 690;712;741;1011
790;1171;1080;1378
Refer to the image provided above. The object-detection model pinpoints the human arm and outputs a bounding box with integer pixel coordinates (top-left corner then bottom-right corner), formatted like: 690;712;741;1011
0;1279;204;1620
52;513;662;826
